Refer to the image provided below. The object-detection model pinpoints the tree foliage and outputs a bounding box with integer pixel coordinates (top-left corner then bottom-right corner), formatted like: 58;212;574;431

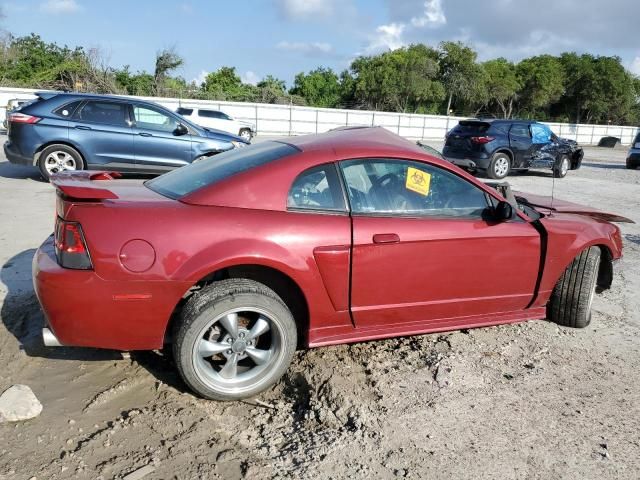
0;32;638;125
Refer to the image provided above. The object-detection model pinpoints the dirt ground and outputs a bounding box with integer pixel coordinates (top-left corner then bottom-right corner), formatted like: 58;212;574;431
0;139;639;480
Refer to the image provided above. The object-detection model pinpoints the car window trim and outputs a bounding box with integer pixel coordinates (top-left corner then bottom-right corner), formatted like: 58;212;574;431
337;157;495;220
71;99;132;128
286;162;349;214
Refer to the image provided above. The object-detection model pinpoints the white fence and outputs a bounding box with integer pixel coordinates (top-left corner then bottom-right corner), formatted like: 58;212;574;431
0;86;638;145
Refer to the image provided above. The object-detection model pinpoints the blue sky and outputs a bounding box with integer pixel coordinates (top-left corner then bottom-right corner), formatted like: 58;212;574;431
4;0;640;87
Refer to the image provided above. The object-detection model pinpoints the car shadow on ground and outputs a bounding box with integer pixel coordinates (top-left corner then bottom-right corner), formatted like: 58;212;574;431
0;249;121;361
625;234;640;246
581;162;627;170
1;248;192;392
0;161;45;181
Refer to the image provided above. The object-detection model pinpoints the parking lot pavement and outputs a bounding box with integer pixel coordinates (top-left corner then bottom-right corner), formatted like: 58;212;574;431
1;142;639;479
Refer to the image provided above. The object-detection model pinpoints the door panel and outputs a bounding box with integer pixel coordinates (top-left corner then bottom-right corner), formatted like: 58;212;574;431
69;101;134;169
350;216;541;327
508;124;534;167
132;104;192;169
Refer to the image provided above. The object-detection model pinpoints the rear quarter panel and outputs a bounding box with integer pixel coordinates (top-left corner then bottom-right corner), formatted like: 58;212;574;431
66;199;353;344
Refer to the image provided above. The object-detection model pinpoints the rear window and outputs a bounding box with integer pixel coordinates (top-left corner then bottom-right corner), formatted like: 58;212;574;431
634;133;640;145
146;141;299;199
176;107;193;116
453;121;491;134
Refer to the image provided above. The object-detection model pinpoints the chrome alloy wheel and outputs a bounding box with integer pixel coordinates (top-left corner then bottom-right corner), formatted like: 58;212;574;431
494;156;509;177
561;157;570;177
191;308;283;394
44;151;77;175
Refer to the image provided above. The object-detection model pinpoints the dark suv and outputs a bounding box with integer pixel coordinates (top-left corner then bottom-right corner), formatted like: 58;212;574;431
4;92;249;180
627;132;640;169
442;119;583;179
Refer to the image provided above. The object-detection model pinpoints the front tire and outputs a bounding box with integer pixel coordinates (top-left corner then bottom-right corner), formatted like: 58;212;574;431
547;247;601;328
487;153;511;179
173;279;297;401
553;155;570;178
38;144;84;181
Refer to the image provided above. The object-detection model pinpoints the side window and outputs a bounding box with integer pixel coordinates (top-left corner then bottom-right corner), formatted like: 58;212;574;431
510;124;531;137
53;100;83;118
287;164;346;212
199;110;224;119
340;159;489;218
176;107;193;116
74;101;128;126
133;105;179;133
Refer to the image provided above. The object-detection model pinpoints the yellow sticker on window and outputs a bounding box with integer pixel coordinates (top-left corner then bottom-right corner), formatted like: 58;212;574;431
406;167;431;196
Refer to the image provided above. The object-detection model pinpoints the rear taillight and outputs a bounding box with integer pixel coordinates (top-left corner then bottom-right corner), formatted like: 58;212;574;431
8;112;41;124
470;136;495;144
54;218;93;270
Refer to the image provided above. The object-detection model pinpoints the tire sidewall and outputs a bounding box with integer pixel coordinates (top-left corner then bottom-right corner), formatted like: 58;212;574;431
555;155;570;178
38;144;84;181
488;153;510;179
175;290;297;400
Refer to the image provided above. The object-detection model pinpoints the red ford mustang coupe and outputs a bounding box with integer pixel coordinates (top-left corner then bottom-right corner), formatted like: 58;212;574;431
34;127;630;400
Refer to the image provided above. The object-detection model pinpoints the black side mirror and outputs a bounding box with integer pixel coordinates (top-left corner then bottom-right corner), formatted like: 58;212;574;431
494;200;513;221
174;123;188;136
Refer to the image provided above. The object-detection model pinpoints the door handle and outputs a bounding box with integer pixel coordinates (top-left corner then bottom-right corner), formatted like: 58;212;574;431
373;233;400;244
75;125;91;130
138;132;152;137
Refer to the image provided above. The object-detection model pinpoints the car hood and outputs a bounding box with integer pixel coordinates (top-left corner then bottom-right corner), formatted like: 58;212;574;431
515;191;634;224
201;127;246;143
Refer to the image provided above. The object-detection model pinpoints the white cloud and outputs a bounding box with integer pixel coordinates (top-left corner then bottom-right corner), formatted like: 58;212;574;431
192;70;208;85
629;57;640;76
364;23;406;54
40;0;81;13
363;0;446;54
180;3;193;14
410;0;446;27
276;41;333;55
241;71;260;85
275;0;337;20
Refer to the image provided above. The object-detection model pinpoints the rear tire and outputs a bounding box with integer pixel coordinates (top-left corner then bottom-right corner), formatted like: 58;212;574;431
173;279;297;401
487;153;511;179
239;129;252;142
547;247;601;328
38;144;84;182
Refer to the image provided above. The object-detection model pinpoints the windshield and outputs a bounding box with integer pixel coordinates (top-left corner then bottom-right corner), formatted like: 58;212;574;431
146;141;299;199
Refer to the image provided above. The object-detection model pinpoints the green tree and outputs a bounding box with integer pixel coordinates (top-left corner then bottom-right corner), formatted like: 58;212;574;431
516;55;564;118
481;58;521;118
289;67;341;108
350;44;445;112
202;66;256;101
114;66;154;96
154;48;183;95
438;41;485;115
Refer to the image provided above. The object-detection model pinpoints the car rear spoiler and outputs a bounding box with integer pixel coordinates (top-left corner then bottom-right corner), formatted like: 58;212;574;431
50;171;122;200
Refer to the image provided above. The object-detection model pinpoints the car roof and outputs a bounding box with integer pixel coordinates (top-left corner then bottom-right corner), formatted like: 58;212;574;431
277;126;440;162
40;91;165;108
464;118;537;124
182;127;466;208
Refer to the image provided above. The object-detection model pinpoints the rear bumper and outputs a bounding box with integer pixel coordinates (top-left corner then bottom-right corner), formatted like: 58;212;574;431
4;141;33;166
33;235;191;350
443;151;492;170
